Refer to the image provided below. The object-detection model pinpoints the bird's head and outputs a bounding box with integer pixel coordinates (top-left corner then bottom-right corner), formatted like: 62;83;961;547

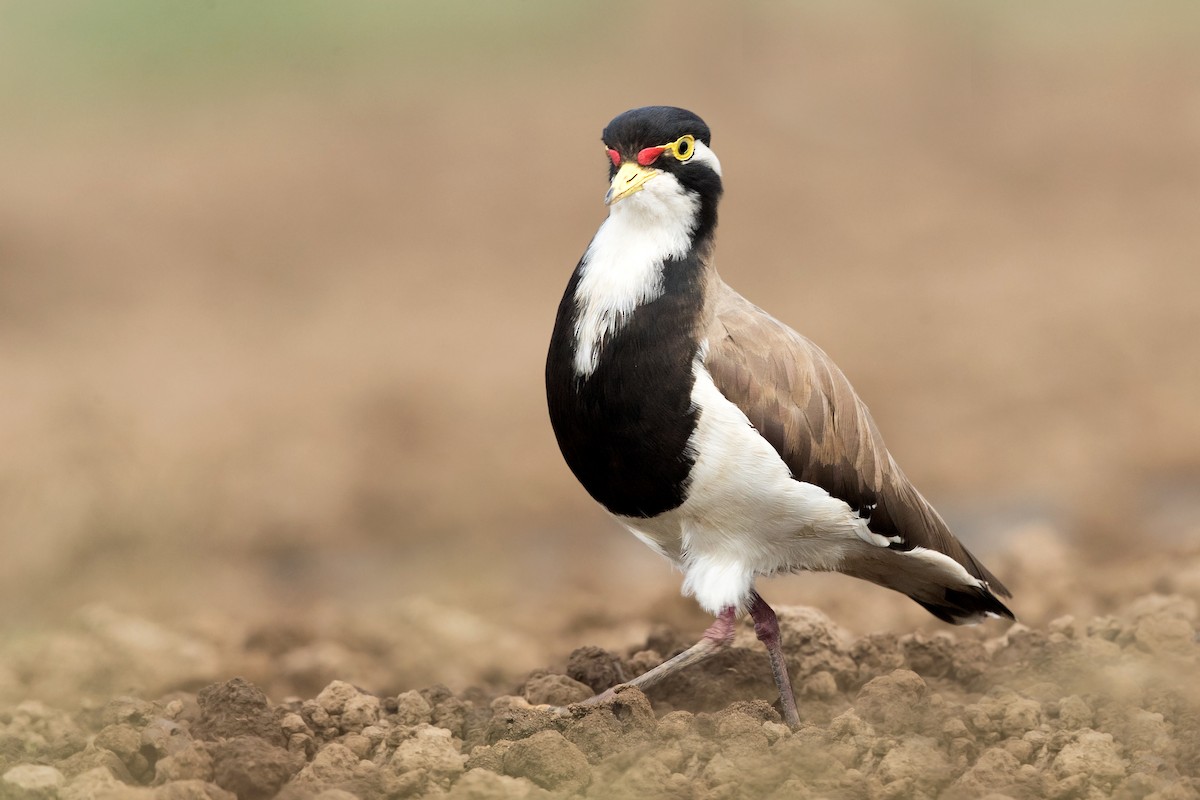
601;106;723;227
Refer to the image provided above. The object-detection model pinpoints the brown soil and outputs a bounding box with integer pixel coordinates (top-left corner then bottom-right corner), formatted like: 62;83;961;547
2;557;1199;799
2;3;1199;799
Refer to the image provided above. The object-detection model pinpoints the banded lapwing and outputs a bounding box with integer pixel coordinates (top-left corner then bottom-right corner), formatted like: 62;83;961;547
545;106;1013;728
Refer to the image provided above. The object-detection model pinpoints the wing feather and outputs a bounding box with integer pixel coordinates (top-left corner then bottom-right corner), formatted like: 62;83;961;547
705;281;1011;598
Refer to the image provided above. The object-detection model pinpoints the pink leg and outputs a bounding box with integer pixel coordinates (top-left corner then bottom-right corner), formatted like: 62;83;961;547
749;591;800;728
575;606;737;707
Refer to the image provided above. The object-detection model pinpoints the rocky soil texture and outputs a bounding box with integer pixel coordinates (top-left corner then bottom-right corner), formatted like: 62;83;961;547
3;587;1197;800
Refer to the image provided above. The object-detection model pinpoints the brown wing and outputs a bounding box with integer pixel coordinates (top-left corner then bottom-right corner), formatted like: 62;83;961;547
705;281;1011;598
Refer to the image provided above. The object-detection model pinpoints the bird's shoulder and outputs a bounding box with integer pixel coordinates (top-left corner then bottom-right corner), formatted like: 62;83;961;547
704;279;878;486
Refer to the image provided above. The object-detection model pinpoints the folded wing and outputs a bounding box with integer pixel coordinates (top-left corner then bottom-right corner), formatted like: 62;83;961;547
705;281;1012;618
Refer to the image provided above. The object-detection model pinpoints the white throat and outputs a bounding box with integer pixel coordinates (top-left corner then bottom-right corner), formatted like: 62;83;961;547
571;172;700;377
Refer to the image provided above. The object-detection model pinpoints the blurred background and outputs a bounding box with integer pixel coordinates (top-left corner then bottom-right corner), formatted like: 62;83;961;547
1;1;1197;699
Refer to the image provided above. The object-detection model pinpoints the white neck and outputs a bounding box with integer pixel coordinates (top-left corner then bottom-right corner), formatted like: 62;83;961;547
571;174;700;377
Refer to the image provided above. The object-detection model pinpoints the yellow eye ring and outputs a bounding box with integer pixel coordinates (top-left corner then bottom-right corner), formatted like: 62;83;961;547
666;134;695;162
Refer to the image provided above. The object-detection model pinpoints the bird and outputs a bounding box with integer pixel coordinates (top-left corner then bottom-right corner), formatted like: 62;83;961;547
544;106;1013;728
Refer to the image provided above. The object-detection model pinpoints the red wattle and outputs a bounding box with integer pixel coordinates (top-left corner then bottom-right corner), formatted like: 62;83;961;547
637;147;665;166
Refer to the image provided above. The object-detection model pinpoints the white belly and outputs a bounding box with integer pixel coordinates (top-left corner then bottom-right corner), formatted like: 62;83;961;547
618;363;874;615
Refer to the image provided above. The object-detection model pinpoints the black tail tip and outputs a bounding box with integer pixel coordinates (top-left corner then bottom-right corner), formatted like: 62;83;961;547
914;584;1016;625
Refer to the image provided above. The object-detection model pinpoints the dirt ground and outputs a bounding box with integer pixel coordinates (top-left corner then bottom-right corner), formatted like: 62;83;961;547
2;541;1199;798
1;2;1198;798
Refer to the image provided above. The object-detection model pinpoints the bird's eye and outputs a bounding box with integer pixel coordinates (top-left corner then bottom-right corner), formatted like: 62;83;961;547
672;135;694;161
668;135;695;162
607;148;621;167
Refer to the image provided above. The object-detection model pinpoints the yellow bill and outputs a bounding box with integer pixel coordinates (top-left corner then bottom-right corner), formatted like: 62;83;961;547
605;162;659;206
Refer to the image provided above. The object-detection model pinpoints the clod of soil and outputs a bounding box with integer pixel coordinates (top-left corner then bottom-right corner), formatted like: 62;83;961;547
2;588;1198;799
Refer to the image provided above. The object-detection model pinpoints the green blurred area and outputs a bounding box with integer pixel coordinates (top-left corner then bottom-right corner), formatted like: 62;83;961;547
4;1;1199;108
0;0;607;120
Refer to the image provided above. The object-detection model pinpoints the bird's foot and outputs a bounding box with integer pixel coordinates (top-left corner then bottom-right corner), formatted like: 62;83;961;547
543;609;739;718
541;685;626;718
